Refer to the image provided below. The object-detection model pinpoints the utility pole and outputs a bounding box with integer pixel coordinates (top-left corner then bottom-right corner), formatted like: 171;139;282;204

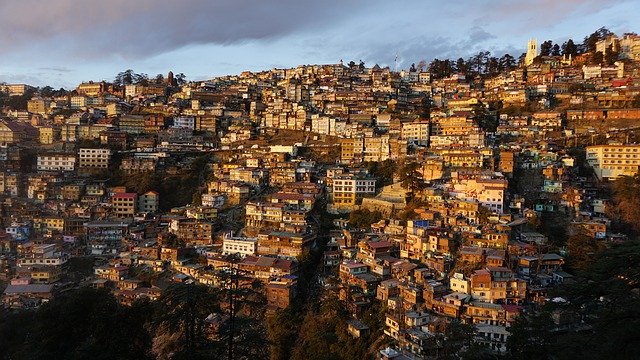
227;264;239;360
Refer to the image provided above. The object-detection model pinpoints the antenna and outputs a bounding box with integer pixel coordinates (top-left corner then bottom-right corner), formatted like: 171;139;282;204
395;53;399;72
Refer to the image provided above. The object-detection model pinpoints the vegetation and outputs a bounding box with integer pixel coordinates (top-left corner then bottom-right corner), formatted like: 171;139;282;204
609;174;640;234
348;208;383;229
506;239;640;359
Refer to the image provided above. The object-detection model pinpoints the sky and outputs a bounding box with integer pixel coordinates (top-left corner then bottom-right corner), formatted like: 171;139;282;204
0;0;638;88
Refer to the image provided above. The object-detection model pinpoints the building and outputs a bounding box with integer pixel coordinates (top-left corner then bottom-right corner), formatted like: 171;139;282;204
119;115;146;134
137;191;159;213
38;126;60;145
37;154;76;172
525;39;538;66
257;231;315;258
586;144;640;180
401;120;430;146
76;81;106;96
266;276;297;311
332;173;376;209
111;192;138;217
78;148;111;169
222;234;257;257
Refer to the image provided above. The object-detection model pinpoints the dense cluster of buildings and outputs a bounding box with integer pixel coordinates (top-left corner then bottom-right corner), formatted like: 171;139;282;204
1;33;640;358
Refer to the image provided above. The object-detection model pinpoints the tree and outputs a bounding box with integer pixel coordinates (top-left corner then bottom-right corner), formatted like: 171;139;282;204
134;73;150;86
540;40;553;56
456;57;468;75
175;73;187;86
609;174;640;233
409;63;417;72
396;161;425;198
417;59;428;72
0;287;154;359
548;239;640;359
592;51;604;65
562;39;578;56
153;283;220;359
348;209;383;229
551;43;561;56
499;54;516;71
604;44;619;65
506;310;554;360
566;231;606;271
154;73;165;84
583;27;613;53
114;69;136;87
39;85;54;97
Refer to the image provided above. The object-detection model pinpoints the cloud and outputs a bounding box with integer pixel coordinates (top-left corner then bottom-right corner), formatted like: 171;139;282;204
0;0;366;59
38;67;73;73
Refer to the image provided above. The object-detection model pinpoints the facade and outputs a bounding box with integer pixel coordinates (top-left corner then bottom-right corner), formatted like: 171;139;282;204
401;120;430;146
586;144;640;180
332;173;376;209
222;235;257;257
37;154;76;172
78;148;111;169
137;191;159;213
111;193;138;217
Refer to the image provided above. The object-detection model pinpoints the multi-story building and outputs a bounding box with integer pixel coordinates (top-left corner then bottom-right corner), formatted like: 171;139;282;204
37;154;76;172
470;267;526;304
169;220;214;246
27;99;49;115
78;148;111;169
172;116;196;130
38;126;60;144
332;173;376;209
586;144;640;180
137;191;159;213
222;234;257;257
120;157;157;173
402;120;430;146
119;115;146;134
76;81;106;96
111;192;138;217
257;231;315;258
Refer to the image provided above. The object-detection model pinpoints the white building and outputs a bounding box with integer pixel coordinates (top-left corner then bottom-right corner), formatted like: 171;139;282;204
332;173;376;207
222;234;257;257
78;148;111;168
587;144;640;180
172;116;196;130
37;154;76;172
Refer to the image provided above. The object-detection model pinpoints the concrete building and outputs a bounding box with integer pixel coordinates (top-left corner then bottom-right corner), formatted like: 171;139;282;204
37;154;76;172
78;148;111;169
587;144;640;180
111;192;138;217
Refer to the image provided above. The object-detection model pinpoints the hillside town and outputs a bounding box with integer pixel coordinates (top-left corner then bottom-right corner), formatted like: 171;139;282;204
2;28;640;359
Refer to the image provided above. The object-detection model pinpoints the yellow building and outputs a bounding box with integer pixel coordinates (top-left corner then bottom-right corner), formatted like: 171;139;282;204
587;144;640;180
39;126;60;144
332;173;376;208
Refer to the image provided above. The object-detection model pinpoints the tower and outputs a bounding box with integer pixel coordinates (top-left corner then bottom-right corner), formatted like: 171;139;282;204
525;39;538;66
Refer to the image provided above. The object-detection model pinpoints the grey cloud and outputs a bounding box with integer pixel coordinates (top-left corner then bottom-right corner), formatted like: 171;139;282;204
0;0;367;59
38;67;73;73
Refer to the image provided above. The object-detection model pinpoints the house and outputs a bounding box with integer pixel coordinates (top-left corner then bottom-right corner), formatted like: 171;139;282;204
266;276;297;311
347;319;370;338
111;192;138;217
138;191;160;213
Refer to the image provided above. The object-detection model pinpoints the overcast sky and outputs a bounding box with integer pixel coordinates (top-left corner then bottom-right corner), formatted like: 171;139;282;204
0;0;638;88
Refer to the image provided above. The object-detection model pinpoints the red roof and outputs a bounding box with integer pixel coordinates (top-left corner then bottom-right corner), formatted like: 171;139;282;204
113;192;137;198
